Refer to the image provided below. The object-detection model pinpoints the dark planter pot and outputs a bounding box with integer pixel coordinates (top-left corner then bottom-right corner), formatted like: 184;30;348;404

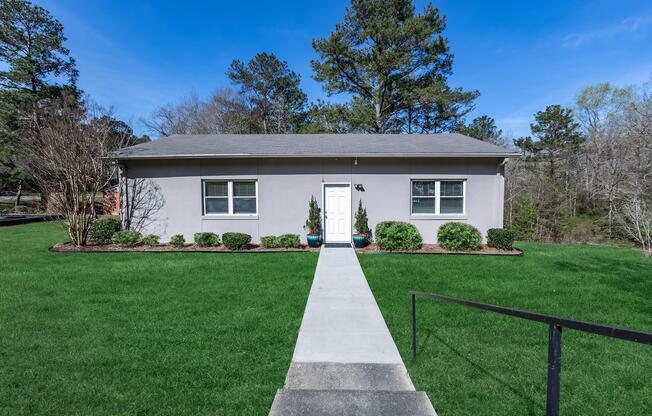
352;235;369;248
306;235;322;248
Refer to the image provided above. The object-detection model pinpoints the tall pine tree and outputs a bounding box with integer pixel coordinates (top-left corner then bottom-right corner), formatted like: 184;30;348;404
0;0;78;203
312;0;477;134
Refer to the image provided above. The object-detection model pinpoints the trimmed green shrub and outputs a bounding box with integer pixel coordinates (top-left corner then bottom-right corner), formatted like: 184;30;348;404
91;217;121;242
111;230;142;247
193;232;219;247
375;221;422;251
169;234;186;247
279;234;301;248
437;222;482;251
487;228;515;250
141;234;160;246
260;235;280;248
222;232;251;250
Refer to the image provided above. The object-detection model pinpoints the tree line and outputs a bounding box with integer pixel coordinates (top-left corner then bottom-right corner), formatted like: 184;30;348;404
0;0;649;254
142;0;480;137
507;83;651;255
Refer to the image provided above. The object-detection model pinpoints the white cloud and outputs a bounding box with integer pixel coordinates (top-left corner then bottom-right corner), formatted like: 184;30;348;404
562;14;652;48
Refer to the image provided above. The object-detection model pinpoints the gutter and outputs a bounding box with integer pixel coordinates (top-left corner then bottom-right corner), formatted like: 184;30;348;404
109;152;522;161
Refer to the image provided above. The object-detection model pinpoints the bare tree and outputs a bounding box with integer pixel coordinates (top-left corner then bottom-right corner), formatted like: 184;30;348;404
140;88;250;137
616;192;651;257
20;94;127;245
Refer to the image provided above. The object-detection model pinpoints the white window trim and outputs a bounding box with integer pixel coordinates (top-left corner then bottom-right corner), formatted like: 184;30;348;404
203;180;258;216
410;179;466;216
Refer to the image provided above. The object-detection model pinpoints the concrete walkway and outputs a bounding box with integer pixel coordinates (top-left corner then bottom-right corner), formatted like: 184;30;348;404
269;246;437;415
292;245;405;365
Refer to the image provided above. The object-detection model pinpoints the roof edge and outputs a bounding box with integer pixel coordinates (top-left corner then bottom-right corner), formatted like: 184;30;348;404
110;152;521;160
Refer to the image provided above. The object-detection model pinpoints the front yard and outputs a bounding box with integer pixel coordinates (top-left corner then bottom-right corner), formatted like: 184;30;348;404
2;222;650;415
0;222;317;416
359;244;652;415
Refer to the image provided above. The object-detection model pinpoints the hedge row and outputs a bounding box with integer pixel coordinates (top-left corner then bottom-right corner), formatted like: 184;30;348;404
373;221;514;251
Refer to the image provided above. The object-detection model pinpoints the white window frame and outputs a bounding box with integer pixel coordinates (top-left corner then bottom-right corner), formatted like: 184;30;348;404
410;179;466;216
203;180;258;216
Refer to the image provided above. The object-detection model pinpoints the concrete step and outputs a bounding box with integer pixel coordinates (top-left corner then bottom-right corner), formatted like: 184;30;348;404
268;389;437;416
284;362;414;391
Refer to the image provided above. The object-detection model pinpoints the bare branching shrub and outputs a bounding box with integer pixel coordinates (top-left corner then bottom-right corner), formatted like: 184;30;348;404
20;94;127;245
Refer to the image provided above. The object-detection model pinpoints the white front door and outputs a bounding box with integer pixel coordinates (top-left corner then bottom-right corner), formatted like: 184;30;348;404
324;184;351;243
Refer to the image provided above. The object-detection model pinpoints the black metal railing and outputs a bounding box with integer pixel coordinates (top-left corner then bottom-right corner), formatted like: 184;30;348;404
409;291;652;416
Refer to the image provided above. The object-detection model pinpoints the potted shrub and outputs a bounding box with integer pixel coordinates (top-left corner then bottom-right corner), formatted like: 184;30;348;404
353;200;370;248
304;195;322;247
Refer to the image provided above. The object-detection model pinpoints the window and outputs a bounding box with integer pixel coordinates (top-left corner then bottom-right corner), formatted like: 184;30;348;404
203;180;257;215
411;180;465;215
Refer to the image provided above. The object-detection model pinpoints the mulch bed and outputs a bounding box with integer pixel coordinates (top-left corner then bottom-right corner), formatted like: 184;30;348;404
50;242;320;253
356;243;523;256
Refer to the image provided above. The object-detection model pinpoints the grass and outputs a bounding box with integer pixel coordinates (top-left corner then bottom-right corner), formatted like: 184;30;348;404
359;243;652;415
0;222;318;416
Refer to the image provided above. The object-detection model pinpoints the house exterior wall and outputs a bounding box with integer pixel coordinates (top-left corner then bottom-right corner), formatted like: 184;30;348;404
122;157;505;244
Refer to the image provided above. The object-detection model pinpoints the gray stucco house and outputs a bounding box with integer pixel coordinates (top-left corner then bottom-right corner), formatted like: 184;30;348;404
111;134;519;244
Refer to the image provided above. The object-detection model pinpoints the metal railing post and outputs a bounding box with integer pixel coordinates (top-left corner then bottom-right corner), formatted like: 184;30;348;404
546;324;562;416
411;293;417;361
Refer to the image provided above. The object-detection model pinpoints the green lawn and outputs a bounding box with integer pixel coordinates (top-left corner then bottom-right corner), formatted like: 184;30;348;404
0;222;318;416
359;244;652;415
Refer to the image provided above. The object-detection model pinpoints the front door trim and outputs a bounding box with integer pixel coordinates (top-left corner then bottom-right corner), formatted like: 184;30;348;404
322;182;352;243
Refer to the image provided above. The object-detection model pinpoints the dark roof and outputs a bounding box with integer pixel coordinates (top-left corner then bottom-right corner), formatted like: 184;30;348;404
111;133;520;160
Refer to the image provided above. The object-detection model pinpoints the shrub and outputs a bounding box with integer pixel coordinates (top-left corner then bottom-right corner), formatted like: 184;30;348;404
169;234;186;247
260;235;280;248
111;230;142;247
91;217;121;242
304;195;322;235
375;221;422;251
437;222;482;251
222;232;251;250
141;234;160;246
487;228;515;250
194;232;219;247
279;234;301;248
354;200;370;235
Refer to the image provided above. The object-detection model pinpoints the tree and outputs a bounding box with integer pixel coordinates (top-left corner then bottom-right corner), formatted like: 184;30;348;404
511;105;584;241
574;84;635;233
141;88;250;136
0;0;77;92
514;105;584;177
400;77;478;133
456;115;506;146
312;0;477;133
301;101;349;133
0;0;78;205
19;93;126;245
96;115;149;147
227;52;307;133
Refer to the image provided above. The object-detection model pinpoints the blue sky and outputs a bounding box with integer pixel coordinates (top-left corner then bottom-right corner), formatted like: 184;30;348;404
38;0;652;138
